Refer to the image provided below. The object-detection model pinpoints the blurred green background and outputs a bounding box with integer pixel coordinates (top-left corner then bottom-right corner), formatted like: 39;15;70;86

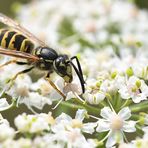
0;0;30;16
0;0;148;17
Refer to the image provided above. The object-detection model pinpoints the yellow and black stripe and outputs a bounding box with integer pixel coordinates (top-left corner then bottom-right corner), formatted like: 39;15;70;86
0;29;34;53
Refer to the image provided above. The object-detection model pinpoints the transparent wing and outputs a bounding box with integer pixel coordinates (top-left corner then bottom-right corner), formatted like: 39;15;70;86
0;13;47;47
0;47;40;62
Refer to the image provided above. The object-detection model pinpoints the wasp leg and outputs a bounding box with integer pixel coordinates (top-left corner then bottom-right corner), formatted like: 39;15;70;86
45;74;66;100
7;66;34;89
0;60;28;69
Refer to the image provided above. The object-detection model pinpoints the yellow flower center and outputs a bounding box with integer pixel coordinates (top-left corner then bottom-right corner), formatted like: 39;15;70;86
40;83;51;96
110;114;123;130
16;86;29;97
48;116;55;125
71;119;83;128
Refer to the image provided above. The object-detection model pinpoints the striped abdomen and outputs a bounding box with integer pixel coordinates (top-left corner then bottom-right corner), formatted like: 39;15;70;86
0;29;34;53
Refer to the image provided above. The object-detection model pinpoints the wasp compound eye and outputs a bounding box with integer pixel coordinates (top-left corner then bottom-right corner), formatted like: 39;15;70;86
53;55;73;83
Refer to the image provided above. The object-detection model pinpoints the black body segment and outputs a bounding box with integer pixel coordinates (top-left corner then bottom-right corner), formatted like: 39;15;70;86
0;29;8;46
34;47;58;71
0;28;34;53
35;46;58;61
12;34;26;50
5;31;16;48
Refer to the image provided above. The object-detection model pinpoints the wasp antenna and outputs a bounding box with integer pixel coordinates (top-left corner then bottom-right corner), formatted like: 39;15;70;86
69;61;85;93
70;56;85;84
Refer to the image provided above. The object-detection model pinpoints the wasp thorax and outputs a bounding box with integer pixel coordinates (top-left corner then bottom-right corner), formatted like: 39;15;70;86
35;47;58;62
35;47;58;70
53;55;73;83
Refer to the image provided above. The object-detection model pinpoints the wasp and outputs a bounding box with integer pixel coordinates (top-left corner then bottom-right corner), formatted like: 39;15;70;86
0;13;85;99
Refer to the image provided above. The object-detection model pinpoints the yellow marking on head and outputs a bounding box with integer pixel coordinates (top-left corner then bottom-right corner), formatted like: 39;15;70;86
66;65;72;75
59;62;66;67
63;75;71;83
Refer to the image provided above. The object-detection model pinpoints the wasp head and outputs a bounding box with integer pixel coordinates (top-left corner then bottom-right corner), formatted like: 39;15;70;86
53;55;73;83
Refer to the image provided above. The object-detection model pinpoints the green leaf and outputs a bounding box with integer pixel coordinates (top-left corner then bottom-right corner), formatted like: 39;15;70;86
58;17;76;39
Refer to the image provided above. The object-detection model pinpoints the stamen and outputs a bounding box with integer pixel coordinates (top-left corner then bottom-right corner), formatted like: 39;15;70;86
52;98;63;110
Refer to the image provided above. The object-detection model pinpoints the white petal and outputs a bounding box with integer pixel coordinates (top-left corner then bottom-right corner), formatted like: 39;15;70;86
56;113;72;123
106;131;123;148
100;107;114;120
55;78;65;90
118;87;130;99
82;122;97;134
122;121;136;133
50;89;64;100
75;109;87;121
132;95;145;103
20;92;52;110
96;120;110;132
106;132;116;148
49;78;65;100
0;98;10;111
65;92;75;101
118;107;131;120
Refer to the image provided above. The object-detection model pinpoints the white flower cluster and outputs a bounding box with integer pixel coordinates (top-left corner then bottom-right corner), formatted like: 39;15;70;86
0;0;148;147
0;110;97;148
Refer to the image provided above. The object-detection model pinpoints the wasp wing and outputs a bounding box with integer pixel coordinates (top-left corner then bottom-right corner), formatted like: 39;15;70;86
0;13;47;47
0;47;39;62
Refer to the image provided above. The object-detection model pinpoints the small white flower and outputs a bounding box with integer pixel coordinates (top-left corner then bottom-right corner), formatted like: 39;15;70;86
96;107;136;147
118;143;133;148
31;78;53;96
0;98;11;111
83;91;105;105
118;76;148;103
42;129;96;148
83;78;105;105
14;113;51;134
7;75;52;110
19;92;52;110
131;127;148;148
50;77;83;101
2;138;32;148
100;79;118;94
52;109;97;134
0;119;15;141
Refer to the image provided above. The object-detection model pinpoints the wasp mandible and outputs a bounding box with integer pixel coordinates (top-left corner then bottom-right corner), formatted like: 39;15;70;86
0;13;85;99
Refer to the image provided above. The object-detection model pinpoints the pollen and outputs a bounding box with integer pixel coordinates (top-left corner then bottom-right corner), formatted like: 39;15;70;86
48;116;55;125
40;83;51;96
71;119;83;128
110;114;123;130
16;86;29;97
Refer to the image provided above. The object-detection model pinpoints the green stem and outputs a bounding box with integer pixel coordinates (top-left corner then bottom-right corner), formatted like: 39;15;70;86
120;99;132;108
130;105;148;112
0;98;16;112
60;101;85;110
130;100;148;112
135;124;144;137
131;114;140;120
74;98;100;115
112;92;121;108
130;101;148;108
